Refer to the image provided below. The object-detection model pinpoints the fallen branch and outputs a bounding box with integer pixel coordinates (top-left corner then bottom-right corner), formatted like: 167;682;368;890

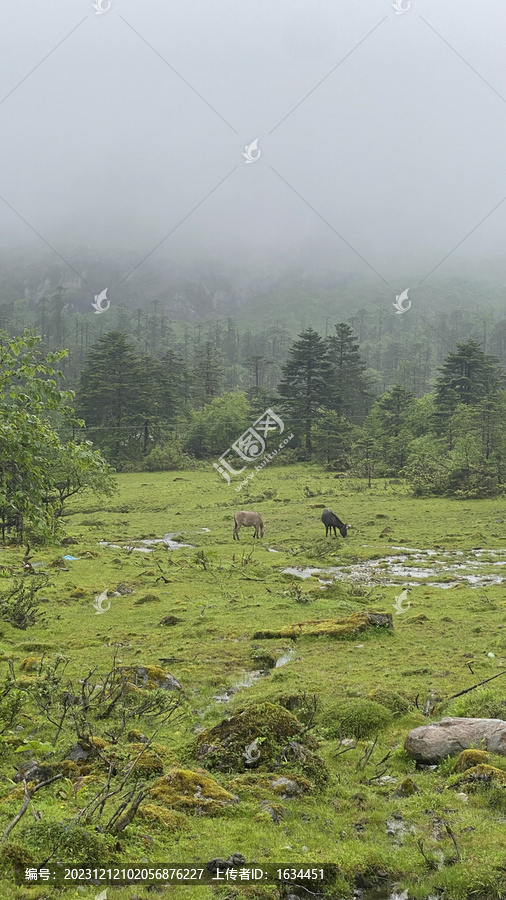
445;822;461;862
445;669;506;703
1;774;62;842
416;838;437;870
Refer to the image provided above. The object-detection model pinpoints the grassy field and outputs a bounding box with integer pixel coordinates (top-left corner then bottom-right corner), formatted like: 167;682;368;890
1;465;506;900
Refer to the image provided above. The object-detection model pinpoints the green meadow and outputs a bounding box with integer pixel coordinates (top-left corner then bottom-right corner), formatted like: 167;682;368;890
1;465;506;900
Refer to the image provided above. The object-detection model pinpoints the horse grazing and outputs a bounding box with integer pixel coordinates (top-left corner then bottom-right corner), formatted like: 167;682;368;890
233;510;264;540
321;508;348;538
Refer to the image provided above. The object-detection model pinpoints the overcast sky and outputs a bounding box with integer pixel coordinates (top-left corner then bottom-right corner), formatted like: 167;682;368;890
0;0;505;289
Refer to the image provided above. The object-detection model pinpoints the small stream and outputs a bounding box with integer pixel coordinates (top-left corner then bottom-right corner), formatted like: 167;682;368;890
283;546;506;588
213;646;297;703
98;532;195;552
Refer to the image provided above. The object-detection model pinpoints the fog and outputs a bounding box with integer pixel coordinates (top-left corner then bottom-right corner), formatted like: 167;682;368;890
0;0;505;292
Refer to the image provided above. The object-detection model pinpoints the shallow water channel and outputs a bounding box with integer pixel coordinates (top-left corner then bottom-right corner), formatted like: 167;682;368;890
283;545;506;588
98;532;195;551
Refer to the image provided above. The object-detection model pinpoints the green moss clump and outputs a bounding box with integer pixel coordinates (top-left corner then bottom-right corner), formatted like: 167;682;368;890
251;649;277;669
127;729;147;743
150;768;239;816
368;688;411;715
16;676;37;688
0;843;35;876
461;765;506;784
321;698;393;740
59;761;79;776
19;657;42;671
454;749;490;773
15;822;110;866
393;777;420;797
137;804;188;829
253;611;393;640
130;752;165;777
227;771;311;798
121;664;180;690
128;742;168;776
194;702;328;788
158;615;182;626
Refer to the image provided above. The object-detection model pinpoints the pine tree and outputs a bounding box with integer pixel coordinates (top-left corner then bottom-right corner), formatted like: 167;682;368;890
192;342;223;408
326;323;371;422
374;384;415;472
277;328;332;454
76;331;144;462
434;339;503;441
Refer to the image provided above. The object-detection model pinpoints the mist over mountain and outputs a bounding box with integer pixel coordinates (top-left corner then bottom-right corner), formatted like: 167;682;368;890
1;0;505;303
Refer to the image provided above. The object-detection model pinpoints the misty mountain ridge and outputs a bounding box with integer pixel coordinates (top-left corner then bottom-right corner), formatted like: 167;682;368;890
1;251;505;328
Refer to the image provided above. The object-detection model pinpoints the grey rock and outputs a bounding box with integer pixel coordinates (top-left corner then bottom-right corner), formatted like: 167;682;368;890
66;742;90;762
206;854;246;872
135;667;181;691
158;615;182;626
260;800;285;823
405;717;506;763
13;761;53;784
270;777;304;798
116;583;133;594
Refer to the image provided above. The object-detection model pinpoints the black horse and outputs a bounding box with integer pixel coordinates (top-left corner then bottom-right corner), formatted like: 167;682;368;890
321;508;348;538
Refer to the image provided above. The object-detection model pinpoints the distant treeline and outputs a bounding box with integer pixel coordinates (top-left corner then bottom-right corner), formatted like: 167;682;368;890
2;277;506;399
2;281;506;501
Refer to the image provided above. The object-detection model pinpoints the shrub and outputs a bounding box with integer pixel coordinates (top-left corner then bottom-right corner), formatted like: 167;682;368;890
16;821;111;866
140;441;197;472
320;698;393;739
368;688;411;716
0;577;49;629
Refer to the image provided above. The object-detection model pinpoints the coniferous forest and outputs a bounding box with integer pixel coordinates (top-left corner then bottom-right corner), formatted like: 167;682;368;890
2;271;506;543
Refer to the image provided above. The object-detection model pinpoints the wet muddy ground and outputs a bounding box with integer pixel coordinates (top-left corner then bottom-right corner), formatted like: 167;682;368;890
283;546;506;588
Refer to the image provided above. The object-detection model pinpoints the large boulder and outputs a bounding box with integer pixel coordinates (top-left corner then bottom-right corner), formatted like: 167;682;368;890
404;717;506;763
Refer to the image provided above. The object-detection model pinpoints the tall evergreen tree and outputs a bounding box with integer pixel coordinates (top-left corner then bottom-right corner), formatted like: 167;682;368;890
76;332;145;462
434;339;503;442
192;341;223;408
326;322;371;422
374;384;415;472
277;328;332;453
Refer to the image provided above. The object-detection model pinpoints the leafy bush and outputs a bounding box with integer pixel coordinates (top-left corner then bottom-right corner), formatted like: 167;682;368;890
367;688;411;716
0;671;25;736
320;698;393;739
138;441;197;472
0;576;48;629
16;821;111;866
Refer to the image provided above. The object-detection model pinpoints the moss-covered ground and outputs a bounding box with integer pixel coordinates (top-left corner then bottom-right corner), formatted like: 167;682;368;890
1;466;506;899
